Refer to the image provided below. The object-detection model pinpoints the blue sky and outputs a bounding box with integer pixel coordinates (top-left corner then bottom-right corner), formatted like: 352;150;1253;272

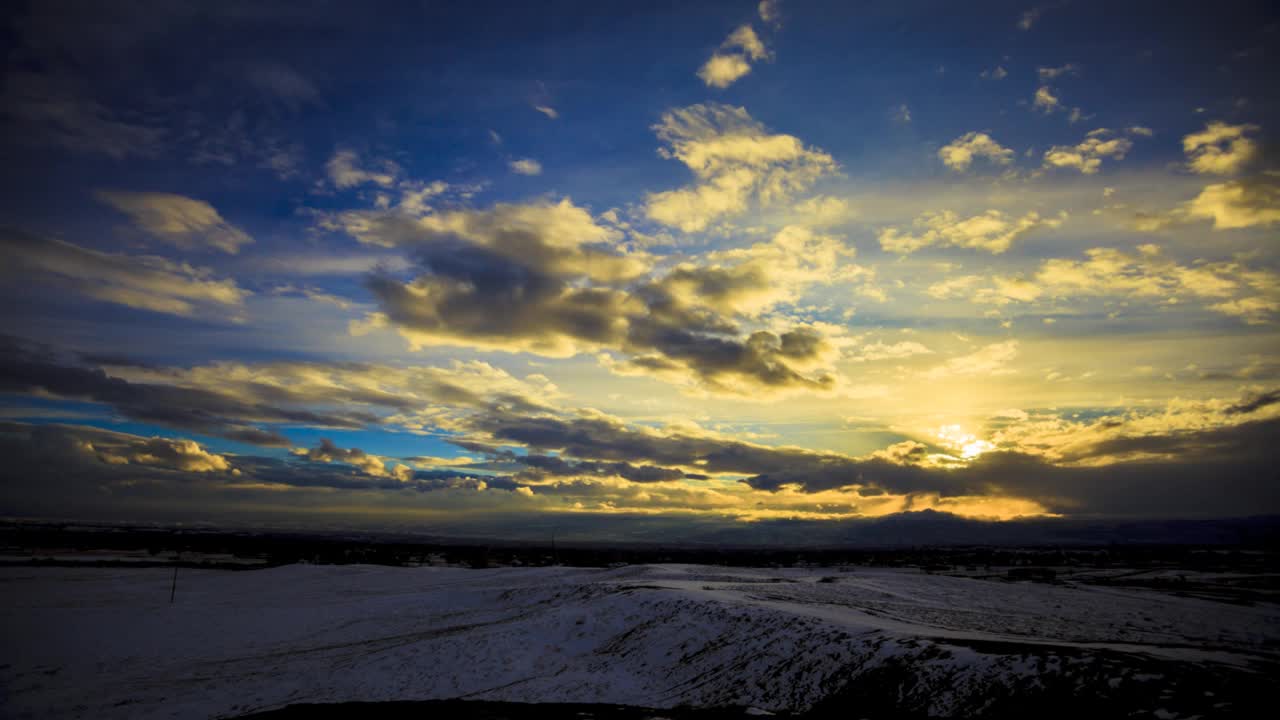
1;0;1278;538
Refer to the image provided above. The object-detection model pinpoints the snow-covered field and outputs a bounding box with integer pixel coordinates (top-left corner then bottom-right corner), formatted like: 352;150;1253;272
2;564;1277;719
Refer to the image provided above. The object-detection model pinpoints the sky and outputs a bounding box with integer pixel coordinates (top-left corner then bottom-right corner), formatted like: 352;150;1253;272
1;0;1278;542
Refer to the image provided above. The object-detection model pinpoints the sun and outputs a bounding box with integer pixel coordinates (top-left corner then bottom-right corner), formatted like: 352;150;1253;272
935;424;995;460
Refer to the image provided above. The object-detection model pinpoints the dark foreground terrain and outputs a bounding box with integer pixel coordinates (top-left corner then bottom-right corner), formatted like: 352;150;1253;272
4;562;1276;720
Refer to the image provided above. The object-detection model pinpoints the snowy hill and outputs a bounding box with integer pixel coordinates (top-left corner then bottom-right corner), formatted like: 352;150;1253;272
2;564;1276;718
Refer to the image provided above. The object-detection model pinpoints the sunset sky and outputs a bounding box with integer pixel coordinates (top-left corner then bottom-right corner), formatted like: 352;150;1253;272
1;0;1277;540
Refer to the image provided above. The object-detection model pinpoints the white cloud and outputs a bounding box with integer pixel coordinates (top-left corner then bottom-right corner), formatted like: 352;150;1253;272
326;149;398;189
1042;129;1134;174
1184;176;1280;229
644;104;835;232
792;195;852;226
879;209;1066;254
725;25;769;61
1018;7;1042;30
1182;122;1259;175
970;245;1280;324
980;65;1008;80
1033;85;1060;112
1208;296;1280;325
99;436;232;472
509;158;543;176
698;54;753;88
698;25;771;89
1132;174;1280;232
758;0;781;26
1037;63;1078;81
925;275;982;299
924;341;1019;379
938;132;1014;172
851;341;934;362
96;191;253;254
534;105;559;119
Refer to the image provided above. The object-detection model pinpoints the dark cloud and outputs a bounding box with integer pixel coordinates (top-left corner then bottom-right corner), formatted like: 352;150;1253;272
1225;389;1280;415
365;239;632;355
461;404;1280;516
357;202;840;396
497;452;691;483
1;414;1277;527
0;422;517;513
748;418;1280;517
0;337;377;446
234;455;512;493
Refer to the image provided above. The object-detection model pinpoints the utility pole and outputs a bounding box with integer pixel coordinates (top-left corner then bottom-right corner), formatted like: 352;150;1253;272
169;552;179;604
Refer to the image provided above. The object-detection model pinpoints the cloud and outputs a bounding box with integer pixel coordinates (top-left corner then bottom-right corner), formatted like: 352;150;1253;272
3;380;1278;523
0;335;577;457
0;70;164;159
926;275;982;300
491;451;695;484
258;145;304;179
922;341;1019;379
980;65;1008;80
1183;122;1259;175
1018;7;1043;30
457;388;1280;516
683;225;862;314
534;104;559;119
879;209;1066;254
0;229;248;318
98;434;232;472
1133;173;1280;231
725;25;770;61
268;284;354;310
347;198;647;356
1208;296;1280;325
645;104;836;232
1037;63;1078;81
341;192;850;396
326;149;398;189
698;25;771;88
1033;85;1060;112
791;195;852;226
245;62;321;109
508;158;543;176
971;245;1279;323
331;196;639;279
938;132;1014;172
96;191;253;254
0;422;515;522
758;0;781;26
294;438;409;479
698;54;753;88
850;341;934;362
1183;175;1280;229
3;422;237;476
1042;129;1134;174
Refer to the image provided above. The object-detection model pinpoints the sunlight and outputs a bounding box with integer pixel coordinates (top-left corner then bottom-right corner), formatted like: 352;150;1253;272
935;424;996;459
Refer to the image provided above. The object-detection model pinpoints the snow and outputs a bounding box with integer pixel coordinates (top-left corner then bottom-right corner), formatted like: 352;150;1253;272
1;563;1275;719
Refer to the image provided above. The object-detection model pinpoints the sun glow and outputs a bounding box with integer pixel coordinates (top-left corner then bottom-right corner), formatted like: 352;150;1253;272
935;424;995;459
